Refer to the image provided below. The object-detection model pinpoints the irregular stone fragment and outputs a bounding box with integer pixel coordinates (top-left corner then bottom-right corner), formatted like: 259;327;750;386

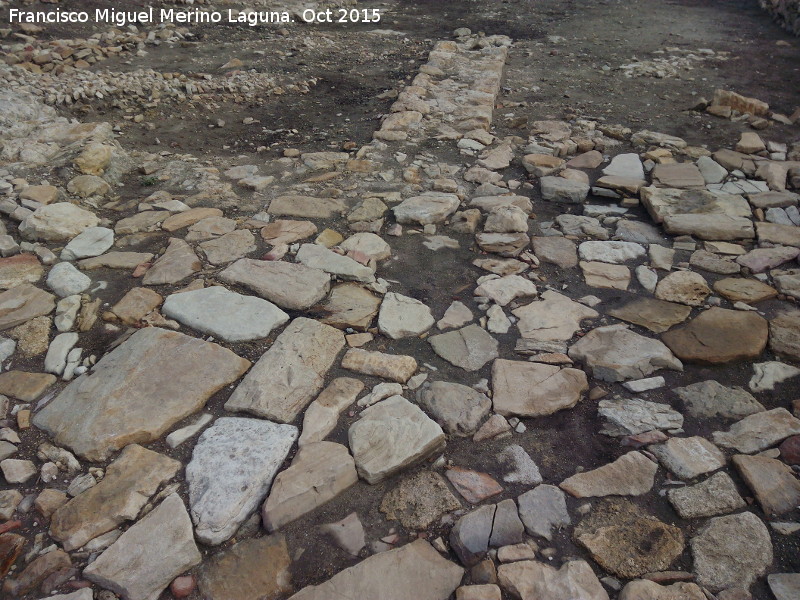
662;307;767;364
79;251;153;270
0;254;43;289
736;246;799;272
317;283;380;331
492;359;587;417
598;398;683;437
580;261;630;290
575;510;684;579
619;580;705;600
2;549;71;597
0;532;24;579
263;441;357;531
450;505;495;566
438;301;473;330
380;471;462;530
378;292;435;339
560;452;658;497
261;219;317;245
340;232;391;261
198;534;292;600
733;454;800;516
19;203;100;242
198;229;257;265
769;308;800;361
490;498;526;547
569;324;682;382
769;574;800;600
713;277;777;303
757;222;800;247
531;236;578;268
115;211;169;234
0;284;55;331
321;512;365;556
393;193;460;225
540;176;589;204
672;380;764;419
33;328;250;461
654;271;710;306
83;494;202;600
50;444;180;551
162;286;289;342
474;275;537;307
712;408;800;453
298;377;364;446
429;324;499;371
296;243;375;283
348;396;445;484
46;262;91;297
108;287;162;326
648;437;725;479
220;258;330;311
497;560;609;600
418;381;491;436
749;361;800;392
445;467;503;504
162;207;223;232
287;540;463;600
690;512;773;593
1;458;36;483
578;241;646;264
141;238;201;285
497;444;542;485
607;297;690;334
513;290;598;341
225;318;344;422
517;484;570;541
61;227;114;261
0;370;55;401
186;417;297;545
341;348;417;383
667;472;745;519
475;232;530;257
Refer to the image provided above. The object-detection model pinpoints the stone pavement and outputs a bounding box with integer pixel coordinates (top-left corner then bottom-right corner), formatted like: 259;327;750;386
0;24;799;600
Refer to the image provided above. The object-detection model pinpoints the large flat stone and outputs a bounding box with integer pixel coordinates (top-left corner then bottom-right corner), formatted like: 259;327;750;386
560;452;658;497
517;485;571;541
512;290;598;341
33;328;250;461
648;436;725;479
186;417;298;545
640;187;751;223
713;408;800;453
498;560;608;600
0;254;43;289
661;307;767;364
162;286;289;342
429;324;499;371
198;534;292;600
348;395;445;484
667;472;746;519
341;348;417;383
380;470;462;530
607;297;691;333
83;494;201;600
733;454;800;516
20;203;100;242
568;324;682;382
225;317;344;422
268;195;348;219
263;441;357;531
392;193;460;225
219;258;331;311
672;380;764;419
298;377;363;446
316;283;380;331
417;381;491;436
296;243;375;283
141;238;201;285
50;444;180;551
0;284;55;331
288;540;463;600
769;574;800;600
492;359;588;417
378;292;434;339
598;398;683;437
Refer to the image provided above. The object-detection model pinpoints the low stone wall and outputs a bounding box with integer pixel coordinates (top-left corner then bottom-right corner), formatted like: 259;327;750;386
760;0;800;35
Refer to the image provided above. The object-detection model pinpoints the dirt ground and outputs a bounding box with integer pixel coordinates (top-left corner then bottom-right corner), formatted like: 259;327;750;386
3;0;800;598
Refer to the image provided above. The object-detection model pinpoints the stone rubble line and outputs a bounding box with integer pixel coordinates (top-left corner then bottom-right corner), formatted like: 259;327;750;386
0;26;799;600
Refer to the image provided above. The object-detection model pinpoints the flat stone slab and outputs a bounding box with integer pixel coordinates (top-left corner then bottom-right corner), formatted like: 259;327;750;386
298;377;363;447
513;290;598;341
691;512;773;593
598;398;683;437
560;451;658;497
498;560;608;600
492;359;588;417
141;238;201;285
474;275;537;307
417;381;491;436
578;241;646;264
640;187;751;223
392;193;460;225
569;324;682;382
0;370;56;401
296;243;375;283
648;436;725;479
0;284;55;331
288;539;463;600
263;441;357;531
429;324;499;371
33;328;250;461
316;283;380;331
667;472;746;519
517;485;571;541
713;277;778;303
661;307;768;364
348;395;445;484
186;417;298;545
672;380;764;419
162;286;289;342
50;444;180;551
341;348;417;383
20;202;100;242
198;534;293;600
769;574;800;600
378;292;434;339
84;494;201;600
712;408;800;453
607;297;691;334
219;258;331;311
268;195;348;219
733;454;800;516
0;254;43;289
225;318;344;423
531;236;578;268
380;470;462;530
61;227;114;261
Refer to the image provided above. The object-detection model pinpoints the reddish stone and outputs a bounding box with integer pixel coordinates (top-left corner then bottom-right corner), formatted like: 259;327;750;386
621;430;669;449
2;549;71;597
780;435;800;465
132;262;151;278
445;467;503;504
171;574;196;598
0;520;22;535
0;533;25;578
